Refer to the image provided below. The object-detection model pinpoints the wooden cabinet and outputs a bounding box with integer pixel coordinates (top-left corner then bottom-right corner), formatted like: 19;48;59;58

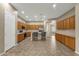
56;21;61;29
17;21;26;30
61;35;65;44
25;24;43;30
17;21;22;29
63;19;66;29
56;20;64;29
56;21;59;29
69;16;75;29
65;18;70;29
65;36;75;50
26;32;31;37
17;33;25;42
55;33;75;50
56;16;75;29
55;33;65;44
59;21;62;29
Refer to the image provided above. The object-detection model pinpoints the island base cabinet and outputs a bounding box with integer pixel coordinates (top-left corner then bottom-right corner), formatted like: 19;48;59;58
17;34;25;42
26;32;31;37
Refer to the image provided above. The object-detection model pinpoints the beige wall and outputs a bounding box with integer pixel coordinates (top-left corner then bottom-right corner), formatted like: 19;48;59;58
0;3;17;54
56;7;75;37
75;4;79;54
0;4;5;54
4;4;17;51
57;8;75;21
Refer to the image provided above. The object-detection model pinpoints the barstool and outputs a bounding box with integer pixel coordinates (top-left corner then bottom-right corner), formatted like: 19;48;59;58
41;32;46;40
32;32;38;41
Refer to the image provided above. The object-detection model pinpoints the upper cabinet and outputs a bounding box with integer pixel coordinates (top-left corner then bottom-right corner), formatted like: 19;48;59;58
69;16;75;29
25;24;43;30
17;21;22;29
56;16;75;29
17;21;26;30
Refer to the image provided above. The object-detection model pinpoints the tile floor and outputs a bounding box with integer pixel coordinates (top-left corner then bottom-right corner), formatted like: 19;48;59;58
2;36;79;56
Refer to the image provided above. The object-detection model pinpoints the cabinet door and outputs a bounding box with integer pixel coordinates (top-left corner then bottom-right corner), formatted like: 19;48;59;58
64;19;66;29
57;21;60;29
56;21;59;29
55;33;58;41
27;32;31;37
55;34;65;44
65;36;69;46
55;33;60;41
60;21;62;29
61;35;65;44
17;34;24;42
59;34;62;42
69;16;75;29
17;21;22;29
68;37;75;50
59;21;61;29
65;36;75;50
62;20;64;29
66;18;70;29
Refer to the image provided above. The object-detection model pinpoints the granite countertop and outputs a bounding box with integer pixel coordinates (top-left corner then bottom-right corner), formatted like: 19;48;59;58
17;30;39;35
17;30;26;34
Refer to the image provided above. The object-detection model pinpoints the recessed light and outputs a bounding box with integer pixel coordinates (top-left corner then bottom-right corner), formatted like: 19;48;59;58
53;4;56;8
43;16;46;18
21;11;24;14
29;19;32;21
26;16;29;18
34;15;38;18
13;11;18;14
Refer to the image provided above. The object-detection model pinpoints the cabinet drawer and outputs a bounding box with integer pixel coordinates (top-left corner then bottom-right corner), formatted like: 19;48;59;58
69;16;75;29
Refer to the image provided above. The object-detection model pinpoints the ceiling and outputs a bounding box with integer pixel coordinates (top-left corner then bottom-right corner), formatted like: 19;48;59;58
12;3;76;21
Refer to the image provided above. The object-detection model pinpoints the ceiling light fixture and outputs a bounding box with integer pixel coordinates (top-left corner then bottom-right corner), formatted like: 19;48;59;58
29;19;32;21
53;4;56;8
21;11;24;14
34;15;38;18
43;16;46;18
26;16;29;18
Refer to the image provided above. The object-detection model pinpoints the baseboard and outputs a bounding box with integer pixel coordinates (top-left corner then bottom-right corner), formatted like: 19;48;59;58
75;51;79;54
0;51;6;56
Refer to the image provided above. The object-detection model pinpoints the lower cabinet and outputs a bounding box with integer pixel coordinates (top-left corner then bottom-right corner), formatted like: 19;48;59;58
65;36;75;50
17;33;25;42
55;33;75;50
26;32;31;37
61;35;65;44
55;33;65;44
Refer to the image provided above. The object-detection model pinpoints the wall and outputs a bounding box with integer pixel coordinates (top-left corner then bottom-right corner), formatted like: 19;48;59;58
44;20;56;37
50;20;56;33
47;20;56;36
56;8;75;37
0;4;17;54
0;4;5;54
57;8;75;21
17;17;26;23
4;4;17;51
75;4;79;54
